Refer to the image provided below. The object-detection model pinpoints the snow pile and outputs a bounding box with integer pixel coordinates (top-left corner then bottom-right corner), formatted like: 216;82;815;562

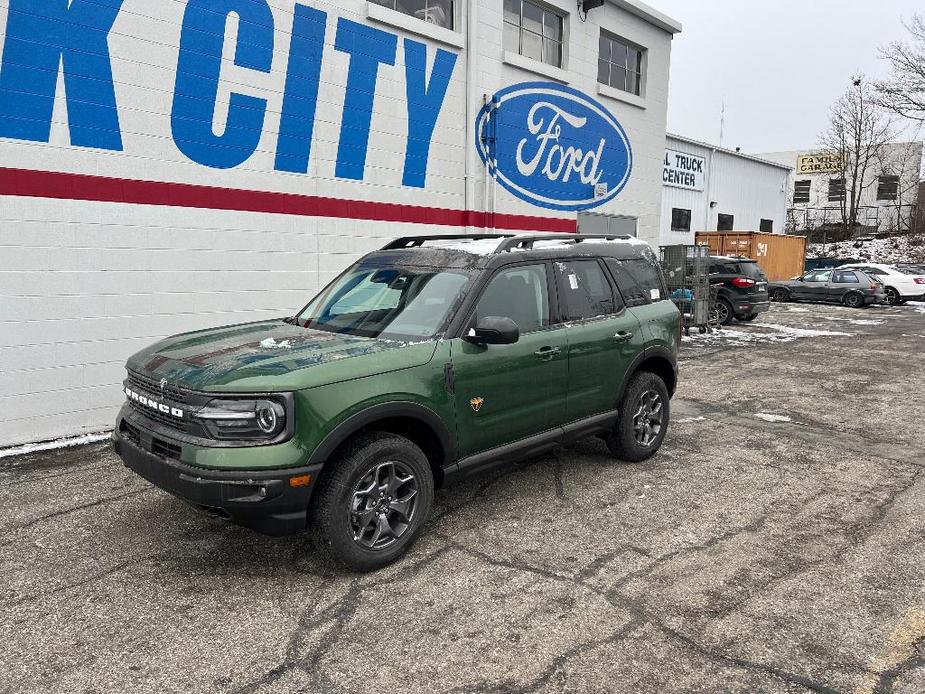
753;413;793;423
0;432;111;459
807;234;925;264
683;322;851;347
259;337;292;349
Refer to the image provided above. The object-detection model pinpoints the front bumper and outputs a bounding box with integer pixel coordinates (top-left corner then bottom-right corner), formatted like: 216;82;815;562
113;417;323;536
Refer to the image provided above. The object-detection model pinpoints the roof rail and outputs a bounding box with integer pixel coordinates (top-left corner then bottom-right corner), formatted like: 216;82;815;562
493;234;634;253
381;234;514;250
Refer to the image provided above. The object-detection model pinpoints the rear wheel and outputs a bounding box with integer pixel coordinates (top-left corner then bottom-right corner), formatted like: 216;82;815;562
606;371;670;463
712;298;734;326
310;432;434;572
740;313;759;322
844;292;864;309
771;288;790;302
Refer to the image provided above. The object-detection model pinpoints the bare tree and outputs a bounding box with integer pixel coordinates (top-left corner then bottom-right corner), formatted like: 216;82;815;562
818;76;896;237
875;14;925;122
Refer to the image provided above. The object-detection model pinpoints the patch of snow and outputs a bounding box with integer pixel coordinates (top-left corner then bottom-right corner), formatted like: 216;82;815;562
807;234;925;265
0;432;112;459
785;307;811;313
676;416;707;424
260;337;292;349
751;323;852;338
822;317;886;326
427;237;506;255
754;413;792;423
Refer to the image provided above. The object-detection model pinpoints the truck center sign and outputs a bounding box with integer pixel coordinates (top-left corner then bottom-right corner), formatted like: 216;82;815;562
663;149;705;192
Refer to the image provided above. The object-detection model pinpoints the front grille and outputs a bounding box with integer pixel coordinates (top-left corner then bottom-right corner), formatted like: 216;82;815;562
128;371;189;403
128;400;184;431
151;438;181;460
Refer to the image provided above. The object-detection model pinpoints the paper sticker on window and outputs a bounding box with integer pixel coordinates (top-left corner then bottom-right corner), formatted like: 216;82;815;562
650;288;660;300
568;274;579;290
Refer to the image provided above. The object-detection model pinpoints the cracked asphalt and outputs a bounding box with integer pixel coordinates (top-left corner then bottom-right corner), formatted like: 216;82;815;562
2;301;924;694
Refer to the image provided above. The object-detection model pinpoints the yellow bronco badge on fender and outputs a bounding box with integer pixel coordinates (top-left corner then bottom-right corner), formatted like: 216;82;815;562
470;397;484;413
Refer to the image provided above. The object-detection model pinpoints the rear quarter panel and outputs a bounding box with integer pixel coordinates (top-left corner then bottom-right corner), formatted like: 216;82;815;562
629;300;681;357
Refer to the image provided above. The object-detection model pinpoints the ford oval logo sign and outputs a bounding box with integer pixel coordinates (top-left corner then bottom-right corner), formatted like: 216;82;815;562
475;82;633;212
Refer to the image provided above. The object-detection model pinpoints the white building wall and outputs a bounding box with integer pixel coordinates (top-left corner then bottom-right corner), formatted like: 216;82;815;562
0;0;679;446
759;143;923;233
660;136;791;246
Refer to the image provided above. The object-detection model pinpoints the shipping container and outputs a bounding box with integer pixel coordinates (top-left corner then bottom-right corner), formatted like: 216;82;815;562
695;231;807;281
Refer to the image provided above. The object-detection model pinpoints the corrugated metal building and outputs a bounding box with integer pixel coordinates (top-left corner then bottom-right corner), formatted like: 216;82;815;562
0;0;681;446
660;134;792;246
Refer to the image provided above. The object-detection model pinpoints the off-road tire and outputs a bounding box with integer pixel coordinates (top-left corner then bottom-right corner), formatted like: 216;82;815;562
606;371;670;463
309;432;434;572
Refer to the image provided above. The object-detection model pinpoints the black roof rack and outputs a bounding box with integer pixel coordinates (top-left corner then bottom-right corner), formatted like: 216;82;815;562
493;234;634;253
380;233;637;255
381;234;514;250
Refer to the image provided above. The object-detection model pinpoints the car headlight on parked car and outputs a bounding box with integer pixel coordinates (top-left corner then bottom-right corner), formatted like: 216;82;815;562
194;397;290;441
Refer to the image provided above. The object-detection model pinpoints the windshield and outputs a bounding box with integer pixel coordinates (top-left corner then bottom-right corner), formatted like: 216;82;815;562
297;264;473;340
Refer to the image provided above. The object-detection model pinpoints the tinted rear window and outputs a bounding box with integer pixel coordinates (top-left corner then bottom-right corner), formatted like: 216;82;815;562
605;258;666;306
737;262;766;280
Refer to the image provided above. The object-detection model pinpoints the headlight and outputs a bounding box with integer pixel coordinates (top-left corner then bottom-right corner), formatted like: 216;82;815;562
194;397;289;441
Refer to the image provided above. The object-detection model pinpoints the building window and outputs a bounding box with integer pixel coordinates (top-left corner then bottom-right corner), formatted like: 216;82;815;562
671;208;691;232
504;0;564;68
717;214;734;231
877;175;899;201
598;33;644;96
370;0;454;29
793;180;811;204
828;178;846;202
760;219;774;233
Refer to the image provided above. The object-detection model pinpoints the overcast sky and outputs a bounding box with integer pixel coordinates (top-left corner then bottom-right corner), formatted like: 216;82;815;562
652;0;922;155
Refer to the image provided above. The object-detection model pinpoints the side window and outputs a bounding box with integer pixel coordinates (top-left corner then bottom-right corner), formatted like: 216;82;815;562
834;271;858;284
475;264;549;334
604;258;663;307
807;270;832;283
556;260;621;321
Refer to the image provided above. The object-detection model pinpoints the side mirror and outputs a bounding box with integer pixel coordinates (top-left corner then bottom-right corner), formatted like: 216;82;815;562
467;316;520;345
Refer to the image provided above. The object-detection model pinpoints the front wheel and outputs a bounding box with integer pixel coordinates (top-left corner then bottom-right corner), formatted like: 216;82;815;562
884;287;901;306
606;371;670;463
309;432;434;572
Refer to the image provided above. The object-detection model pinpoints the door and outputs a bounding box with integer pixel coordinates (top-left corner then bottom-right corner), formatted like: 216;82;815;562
451;263;568;458
799;269;833;301
553;259;643;423
831;270;860;302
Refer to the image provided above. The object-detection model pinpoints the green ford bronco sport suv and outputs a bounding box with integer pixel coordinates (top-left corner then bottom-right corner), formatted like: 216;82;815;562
114;234;680;571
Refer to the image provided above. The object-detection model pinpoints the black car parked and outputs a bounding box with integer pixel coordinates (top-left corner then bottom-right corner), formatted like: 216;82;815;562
709;256;770;325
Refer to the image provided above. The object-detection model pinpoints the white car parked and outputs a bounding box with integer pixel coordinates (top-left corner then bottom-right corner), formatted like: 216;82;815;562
836;263;925;305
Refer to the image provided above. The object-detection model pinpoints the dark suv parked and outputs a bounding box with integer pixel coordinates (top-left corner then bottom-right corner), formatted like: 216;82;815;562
113;234;680;571
708;256;770;325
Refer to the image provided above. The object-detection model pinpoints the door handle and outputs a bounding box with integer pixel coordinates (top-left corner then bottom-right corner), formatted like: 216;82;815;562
534;346;560;360
613;331;634;343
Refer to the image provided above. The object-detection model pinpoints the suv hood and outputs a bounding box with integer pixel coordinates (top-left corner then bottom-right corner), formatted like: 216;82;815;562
126;320;438;391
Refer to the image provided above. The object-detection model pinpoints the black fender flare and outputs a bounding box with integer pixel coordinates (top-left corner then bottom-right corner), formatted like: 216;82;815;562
616;345;678;406
306;401;455;468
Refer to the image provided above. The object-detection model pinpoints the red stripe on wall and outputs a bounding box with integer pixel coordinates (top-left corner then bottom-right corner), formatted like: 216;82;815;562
0;168;578;234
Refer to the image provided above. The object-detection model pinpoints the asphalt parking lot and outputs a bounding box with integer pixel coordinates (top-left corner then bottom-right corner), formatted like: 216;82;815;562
2;301;924;694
